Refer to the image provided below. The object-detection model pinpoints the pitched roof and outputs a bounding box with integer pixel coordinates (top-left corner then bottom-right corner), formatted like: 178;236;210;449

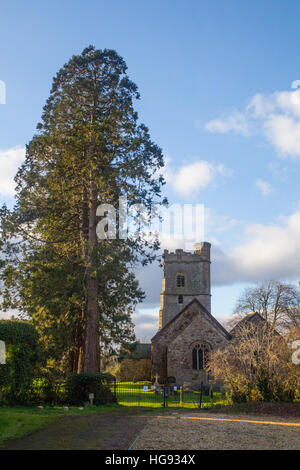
231;312;265;330
230;311;280;336
152;298;231;341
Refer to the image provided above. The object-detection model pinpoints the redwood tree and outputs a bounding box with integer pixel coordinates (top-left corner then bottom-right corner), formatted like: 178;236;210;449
0;46;165;373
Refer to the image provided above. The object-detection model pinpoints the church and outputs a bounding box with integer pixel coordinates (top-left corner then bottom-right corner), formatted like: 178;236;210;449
151;242;231;387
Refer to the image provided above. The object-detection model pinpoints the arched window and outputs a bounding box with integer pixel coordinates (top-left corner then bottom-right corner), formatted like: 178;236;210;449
176;273;185;287
192;343;210;370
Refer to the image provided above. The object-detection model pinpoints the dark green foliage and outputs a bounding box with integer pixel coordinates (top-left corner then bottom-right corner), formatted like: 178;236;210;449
66;373;116;406
27;376;67;405
0;320;40;404
0;46;166;373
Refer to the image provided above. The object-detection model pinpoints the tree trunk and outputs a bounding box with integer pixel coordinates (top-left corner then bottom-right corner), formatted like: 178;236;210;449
76;307;85;373
82;179;100;373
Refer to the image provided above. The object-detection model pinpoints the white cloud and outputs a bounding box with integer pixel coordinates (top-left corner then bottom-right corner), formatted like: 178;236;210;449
205;112;251;136
263;114;300;156
172;161;214;195
132;309;159;341
204;207;239;233
268;160;288;181
0;146;25;197
255;178;273;196
205;86;300;158
165;159;232;197
212;206;300;285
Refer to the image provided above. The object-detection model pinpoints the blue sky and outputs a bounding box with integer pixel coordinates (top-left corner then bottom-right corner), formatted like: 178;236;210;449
1;0;300;339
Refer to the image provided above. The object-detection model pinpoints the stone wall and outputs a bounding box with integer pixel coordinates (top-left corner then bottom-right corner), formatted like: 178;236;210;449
152;299;230;385
167;312;228;385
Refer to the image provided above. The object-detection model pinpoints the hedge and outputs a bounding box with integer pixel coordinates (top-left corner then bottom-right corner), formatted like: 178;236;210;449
66;373;116;406
0;320;40;404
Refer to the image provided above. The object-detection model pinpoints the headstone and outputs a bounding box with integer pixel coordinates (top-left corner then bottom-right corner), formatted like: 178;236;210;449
154;373;160;386
153;373;160;393
183;381;193;391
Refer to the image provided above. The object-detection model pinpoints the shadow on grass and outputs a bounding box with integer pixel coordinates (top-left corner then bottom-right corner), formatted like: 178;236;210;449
0;405;157;450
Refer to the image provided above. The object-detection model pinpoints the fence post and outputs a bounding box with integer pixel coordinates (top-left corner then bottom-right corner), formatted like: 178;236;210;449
180;386;183;408
199;381;203;409
113;378;117;401
210;384;214;404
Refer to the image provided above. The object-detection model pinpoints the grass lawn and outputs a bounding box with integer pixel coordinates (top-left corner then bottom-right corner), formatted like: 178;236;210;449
0;403;120;447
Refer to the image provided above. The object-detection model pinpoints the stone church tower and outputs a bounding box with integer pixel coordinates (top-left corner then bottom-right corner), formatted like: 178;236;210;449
152;242;230;386
159;242;211;329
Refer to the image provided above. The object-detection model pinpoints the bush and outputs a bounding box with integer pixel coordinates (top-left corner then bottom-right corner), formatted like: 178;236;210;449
27;376;67;405
0;320;40;405
209;321;300;403
66;373;116;406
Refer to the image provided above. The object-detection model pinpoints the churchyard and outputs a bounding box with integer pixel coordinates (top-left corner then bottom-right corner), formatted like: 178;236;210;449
113;381;225;408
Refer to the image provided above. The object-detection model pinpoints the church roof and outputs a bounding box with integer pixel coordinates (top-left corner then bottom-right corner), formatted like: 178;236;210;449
230;312;264;330
230;311;280;336
152;298;231;341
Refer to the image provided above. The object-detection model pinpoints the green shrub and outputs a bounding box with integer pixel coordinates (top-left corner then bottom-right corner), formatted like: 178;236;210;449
28;376;67;405
66;373;116;406
0;320;40;405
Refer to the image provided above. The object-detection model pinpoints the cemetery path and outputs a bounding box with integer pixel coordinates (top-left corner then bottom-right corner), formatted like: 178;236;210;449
132;411;300;450
2;409;151;450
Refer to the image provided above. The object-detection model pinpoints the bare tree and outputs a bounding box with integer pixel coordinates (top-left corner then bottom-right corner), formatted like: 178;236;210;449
208;321;299;402
232;280;300;330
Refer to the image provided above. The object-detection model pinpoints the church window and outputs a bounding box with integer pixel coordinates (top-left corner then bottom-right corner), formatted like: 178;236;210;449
176;274;185;287
192;344;209;370
178;295;183;304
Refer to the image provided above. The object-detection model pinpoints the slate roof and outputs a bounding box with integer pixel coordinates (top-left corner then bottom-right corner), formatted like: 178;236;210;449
230;311;280;336
230;311;265;333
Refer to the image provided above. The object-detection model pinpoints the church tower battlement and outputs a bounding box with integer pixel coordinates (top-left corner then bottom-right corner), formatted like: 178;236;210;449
159;242;211;329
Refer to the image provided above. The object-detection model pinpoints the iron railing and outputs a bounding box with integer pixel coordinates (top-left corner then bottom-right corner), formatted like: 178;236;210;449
111;380;222;408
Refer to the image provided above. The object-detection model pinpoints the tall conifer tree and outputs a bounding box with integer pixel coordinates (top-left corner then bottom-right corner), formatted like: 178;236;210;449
0;46;165;373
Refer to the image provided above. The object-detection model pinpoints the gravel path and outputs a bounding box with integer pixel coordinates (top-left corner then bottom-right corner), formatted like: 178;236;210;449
132;412;300;450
